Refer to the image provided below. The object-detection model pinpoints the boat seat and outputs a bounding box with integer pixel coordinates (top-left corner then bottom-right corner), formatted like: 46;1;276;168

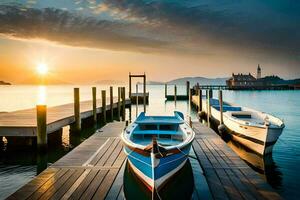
213;105;242;112
230;111;252;119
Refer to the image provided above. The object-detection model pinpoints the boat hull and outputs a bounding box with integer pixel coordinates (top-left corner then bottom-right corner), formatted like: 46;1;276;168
124;144;192;191
207;101;283;155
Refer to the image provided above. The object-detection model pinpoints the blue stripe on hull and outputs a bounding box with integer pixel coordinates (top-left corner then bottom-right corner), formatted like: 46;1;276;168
154;146;190;179
125;147;152;178
125;144;192;181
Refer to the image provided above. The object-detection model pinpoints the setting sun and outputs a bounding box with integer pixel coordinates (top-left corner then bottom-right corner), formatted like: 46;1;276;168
37;63;48;75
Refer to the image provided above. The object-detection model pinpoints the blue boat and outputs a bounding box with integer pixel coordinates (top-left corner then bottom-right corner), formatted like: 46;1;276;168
121;111;195;192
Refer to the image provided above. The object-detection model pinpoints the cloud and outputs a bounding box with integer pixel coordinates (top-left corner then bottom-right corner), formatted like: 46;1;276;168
0;4;171;53
102;0;300;56
0;0;300;62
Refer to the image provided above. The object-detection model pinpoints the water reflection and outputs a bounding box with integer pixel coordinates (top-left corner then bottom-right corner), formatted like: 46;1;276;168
124;159;194;200
37;85;47;105
226;139;282;189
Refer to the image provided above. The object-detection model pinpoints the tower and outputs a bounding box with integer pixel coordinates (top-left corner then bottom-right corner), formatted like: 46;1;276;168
257;64;261;79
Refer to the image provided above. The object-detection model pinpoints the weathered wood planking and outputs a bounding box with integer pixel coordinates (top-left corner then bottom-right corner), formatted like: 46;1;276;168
8;122;127;200
7;120;282;200
192;122;282;200
0;98;130;136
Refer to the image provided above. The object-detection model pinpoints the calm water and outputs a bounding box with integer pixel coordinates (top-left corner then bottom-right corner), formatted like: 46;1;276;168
0;85;300;199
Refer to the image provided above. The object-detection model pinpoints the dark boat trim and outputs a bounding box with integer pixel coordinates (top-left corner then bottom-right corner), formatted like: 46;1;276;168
124;143;190;158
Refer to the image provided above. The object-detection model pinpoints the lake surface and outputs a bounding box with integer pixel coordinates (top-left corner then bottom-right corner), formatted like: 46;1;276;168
0;85;300;199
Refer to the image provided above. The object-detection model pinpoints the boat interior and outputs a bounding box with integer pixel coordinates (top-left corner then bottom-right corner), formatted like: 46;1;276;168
208;98;277;126
130;123;186;146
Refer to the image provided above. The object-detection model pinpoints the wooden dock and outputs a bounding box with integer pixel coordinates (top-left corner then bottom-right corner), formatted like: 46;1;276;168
8;121;281;200
8;122;127;200
0;98;130;137
192;122;281;200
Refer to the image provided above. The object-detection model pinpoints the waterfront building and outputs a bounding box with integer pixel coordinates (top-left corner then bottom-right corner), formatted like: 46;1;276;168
226;65;263;89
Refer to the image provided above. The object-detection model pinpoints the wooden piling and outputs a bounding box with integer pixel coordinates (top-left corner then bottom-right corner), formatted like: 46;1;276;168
136;84;138;117
143;73;146;113
209;89;213;99
207;89;210;126
219;90;224;124
74;88;81;132
122;87;126;121
189;88;192;103
186;81;190;97
36;105;47;151
92;87;97;123
189;116;192;128
117;87;121;120
129;72;132;98
198;89;202;112
102;90;106;124
174;85;177;104
165;84;167;97
110;86;113;121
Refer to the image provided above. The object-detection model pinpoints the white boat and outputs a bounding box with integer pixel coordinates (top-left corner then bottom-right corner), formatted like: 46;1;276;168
202;98;284;155
121;111;195;192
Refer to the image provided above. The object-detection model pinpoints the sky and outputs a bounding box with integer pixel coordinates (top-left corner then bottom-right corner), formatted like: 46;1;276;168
0;0;299;84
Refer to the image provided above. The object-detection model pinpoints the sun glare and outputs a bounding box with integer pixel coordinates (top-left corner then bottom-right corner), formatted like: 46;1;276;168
37;63;48;75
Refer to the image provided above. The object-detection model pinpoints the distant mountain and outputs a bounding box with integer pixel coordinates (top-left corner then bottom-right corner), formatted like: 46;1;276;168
95;80;124;85
137;81;164;85
167;77;228;86
0;80;11;85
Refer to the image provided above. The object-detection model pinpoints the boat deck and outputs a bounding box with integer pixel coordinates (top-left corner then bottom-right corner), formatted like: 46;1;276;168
8;121;281;200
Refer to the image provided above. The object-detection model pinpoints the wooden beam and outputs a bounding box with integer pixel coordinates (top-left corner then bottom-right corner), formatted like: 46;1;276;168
37;105;47;151
92;87;97;123
117;87;121;121
122;87;126;121
143;73;146;113
110;86;113;121
102;90;106;124
74;88;81;132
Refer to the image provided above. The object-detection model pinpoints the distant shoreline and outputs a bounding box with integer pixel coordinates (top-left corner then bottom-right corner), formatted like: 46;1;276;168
0;81;11;85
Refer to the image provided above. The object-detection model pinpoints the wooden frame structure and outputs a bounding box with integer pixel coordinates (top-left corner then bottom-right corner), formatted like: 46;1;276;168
129;73;147;112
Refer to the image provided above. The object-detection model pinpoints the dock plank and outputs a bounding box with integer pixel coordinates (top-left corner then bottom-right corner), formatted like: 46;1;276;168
192;121;282;200
0;98;130;136
8;120;282;200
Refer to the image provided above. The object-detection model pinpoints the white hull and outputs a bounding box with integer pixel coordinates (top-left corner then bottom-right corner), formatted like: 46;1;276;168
202;99;284;155
128;158;188;191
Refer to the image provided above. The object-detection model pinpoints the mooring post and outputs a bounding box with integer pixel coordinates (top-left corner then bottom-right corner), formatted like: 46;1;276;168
207;89;210;127
143;73;146;113
129;72;131;99
165;84;167;97
186;81;190;97
102;90;106;124
189;116;192;128
92;87;97;123
189;88;192;114
219;90;224;124
122;87;126;121
117;87;121;120
74;88;81;132
110;86;113;121
209;89;213;99
174;85;177;104
218;90;226;134
198;89;202;112
37;105;47;151
189;88;192;103
136;84;139;117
